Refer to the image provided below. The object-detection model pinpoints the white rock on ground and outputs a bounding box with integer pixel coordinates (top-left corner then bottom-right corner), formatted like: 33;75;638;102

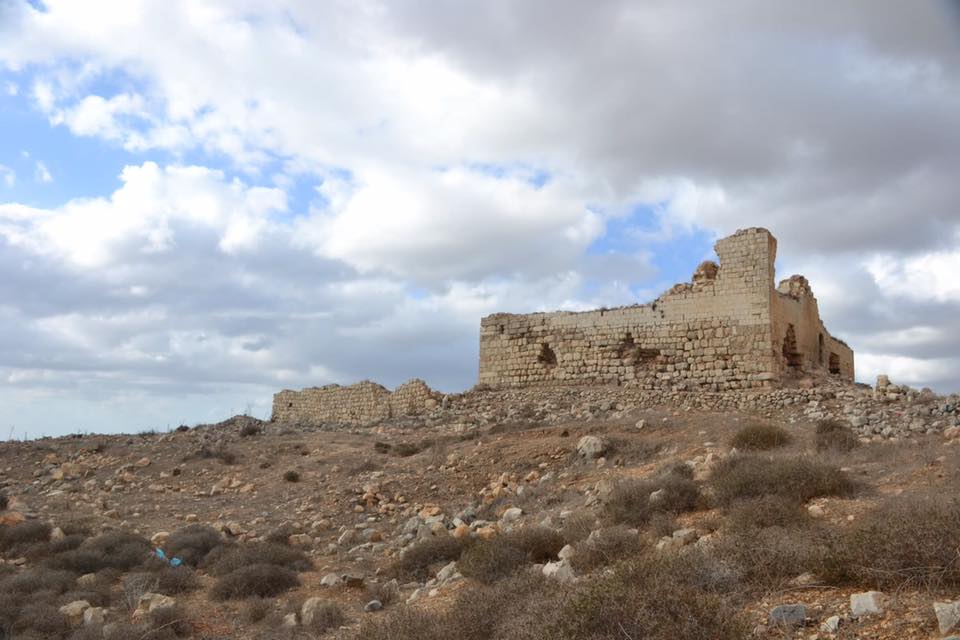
576;435;607;459
850;591;885;617
542;560;575;582
935;601;960;635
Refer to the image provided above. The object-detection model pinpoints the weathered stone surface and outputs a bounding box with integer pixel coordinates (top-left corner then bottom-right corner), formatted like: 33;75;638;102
850;591;884;617
769;603;806;626
542;560;575;582
935;601;960;635
273;379;439;426
576;435;607;459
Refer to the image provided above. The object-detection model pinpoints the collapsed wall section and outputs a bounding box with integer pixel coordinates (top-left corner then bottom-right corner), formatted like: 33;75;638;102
479;228;780;390
271;379;439;426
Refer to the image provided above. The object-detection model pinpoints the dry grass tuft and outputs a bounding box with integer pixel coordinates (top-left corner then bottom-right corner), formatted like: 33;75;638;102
210;563;300;600
815;419;860;453
729;423;792;451
709;454;855;506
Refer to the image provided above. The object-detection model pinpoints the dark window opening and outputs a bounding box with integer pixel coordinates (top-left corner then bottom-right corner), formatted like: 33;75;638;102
537;343;558;367
287;402;293;408
818;333;824;364
782;324;802;369
498;324;505;334
828;353;840;375
617;332;636;358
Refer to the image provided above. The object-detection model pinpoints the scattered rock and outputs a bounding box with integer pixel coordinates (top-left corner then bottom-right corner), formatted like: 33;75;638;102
935;601;960;635
850;591;885;617
59;600;91;621
820;615;841;633
500;507;523;523
364;599;383;612
542;560;575;582
83;607;105;626
320;573;343;588
768;603;806;626
576;435;607;459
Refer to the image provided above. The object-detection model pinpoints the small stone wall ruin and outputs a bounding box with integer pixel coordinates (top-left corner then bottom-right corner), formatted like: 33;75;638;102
479;228;854;390
271;379;439;426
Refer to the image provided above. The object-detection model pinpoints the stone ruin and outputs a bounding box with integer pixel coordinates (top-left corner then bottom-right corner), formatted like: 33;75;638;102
479;227;853;391
271;379;440;426
273;227;855;426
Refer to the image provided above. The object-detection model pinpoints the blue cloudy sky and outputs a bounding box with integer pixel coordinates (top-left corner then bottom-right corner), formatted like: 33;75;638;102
1;1;960;437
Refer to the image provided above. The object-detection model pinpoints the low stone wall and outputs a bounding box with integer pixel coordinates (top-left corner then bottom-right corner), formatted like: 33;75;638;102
271;379;440;426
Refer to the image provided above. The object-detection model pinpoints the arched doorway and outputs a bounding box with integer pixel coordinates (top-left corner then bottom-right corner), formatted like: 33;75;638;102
782;325;802;369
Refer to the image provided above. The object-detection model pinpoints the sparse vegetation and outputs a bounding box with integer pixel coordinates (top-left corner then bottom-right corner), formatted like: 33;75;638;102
210;563;300;599
283;469;301;482
388;536;467;581
815;419;860;453
458;539;528;584
164;524;224;567
206;541;312;576
729;423;792;450
709;454;855;506
603;463;700;526
569;525;646;572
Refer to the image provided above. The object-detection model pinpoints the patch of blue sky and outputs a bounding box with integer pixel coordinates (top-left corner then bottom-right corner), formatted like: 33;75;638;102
0;82;137;207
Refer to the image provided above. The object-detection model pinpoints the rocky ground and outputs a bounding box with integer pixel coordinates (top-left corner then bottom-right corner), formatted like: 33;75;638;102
2;378;960;639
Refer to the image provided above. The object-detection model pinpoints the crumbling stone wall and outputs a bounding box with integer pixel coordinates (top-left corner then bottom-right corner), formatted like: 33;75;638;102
272;379;439;426
479;228;854;390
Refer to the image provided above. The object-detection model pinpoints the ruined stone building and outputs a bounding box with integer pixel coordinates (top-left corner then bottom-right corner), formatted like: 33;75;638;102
272;379;439;426
479;228;853;390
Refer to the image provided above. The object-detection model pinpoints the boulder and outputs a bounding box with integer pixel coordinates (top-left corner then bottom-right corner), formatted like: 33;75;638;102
59;600;91;622
576;435;607;459
542;560;575;583
320;573;343;588
935;601;960;635
768;603;806;626
850;591;884;617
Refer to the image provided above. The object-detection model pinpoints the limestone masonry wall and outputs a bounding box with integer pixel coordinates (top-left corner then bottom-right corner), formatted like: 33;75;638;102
272;379;439;426
479;228;853;390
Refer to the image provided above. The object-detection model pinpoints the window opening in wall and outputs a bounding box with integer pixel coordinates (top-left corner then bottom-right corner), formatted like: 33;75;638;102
498;324;505;334
287;402;293;408
782;324;802;369
617;332;636;358
537;343;558;367
818;333;824;364
828;353;840;375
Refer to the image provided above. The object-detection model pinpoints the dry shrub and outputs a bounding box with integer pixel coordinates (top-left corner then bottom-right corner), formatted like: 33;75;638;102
546;552;747;640
242;597;273;624
605;438;661;464
206;541;311;576
210;563;300;600
603;463;700;527
726;496;809;531
131;566;199;594
148;604;191;638
729;423;792;451
569;526;646;572
502;527;565;563
164;524;224;567
713;524;826;590
303;600;348;633
7;601;72;639
560;513;595;545
44;531;151;574
709;454;855;506
392;442;425;457
239;422;262;437
388;536;467;581
0;520;52;551
458;541;527;584
815;419;860;453
366;580;399;606
0;567;76;596
283;469;301;482
820;493;960;589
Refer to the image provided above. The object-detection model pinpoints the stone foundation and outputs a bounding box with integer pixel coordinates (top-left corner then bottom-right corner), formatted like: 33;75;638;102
271;379;439;426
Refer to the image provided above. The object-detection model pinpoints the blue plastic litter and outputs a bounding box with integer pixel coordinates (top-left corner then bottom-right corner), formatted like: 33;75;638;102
154;547;183;567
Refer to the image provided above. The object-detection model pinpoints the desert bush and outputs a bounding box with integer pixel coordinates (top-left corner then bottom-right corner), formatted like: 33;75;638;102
603;464;700;526
713;523;826;590
210;563;300;600
546;552;747;640
193;443;238;465
239;422;262;437
457;540;527;584
709;455;855;506
725;495;809;531
283;469;300;482
569;526;646;572
502;527;565;564
205;541;311;576
164;524;224;567
604;438;661;463
392;442;425;457
388;536;467;581
366;580;399;606
819;494;960;589
1;567;76;596
242;597;272;624
815;419;860;453
303;600;348;633
44;531;151;573
8;602;72;639
729;423;792;451
132;566;199;594
0;520;52;551
560;513;595;545
265;523;297;545
123;573;160;611
148;604;191;637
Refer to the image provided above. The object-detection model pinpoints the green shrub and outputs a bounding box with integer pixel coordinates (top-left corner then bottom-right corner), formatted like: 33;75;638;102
729;423;792;451
815;419;859;453
710;455;855;506
210;563;299;600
